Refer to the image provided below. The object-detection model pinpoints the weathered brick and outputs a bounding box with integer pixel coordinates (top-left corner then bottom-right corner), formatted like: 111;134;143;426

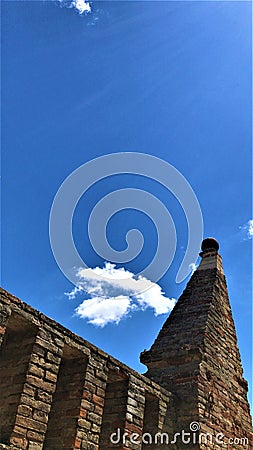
15;416;47;433
17;405;32;418
44;370;57;382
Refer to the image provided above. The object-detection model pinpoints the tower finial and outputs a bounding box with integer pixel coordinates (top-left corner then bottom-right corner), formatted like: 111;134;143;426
198;237;223;272
201;237;219;252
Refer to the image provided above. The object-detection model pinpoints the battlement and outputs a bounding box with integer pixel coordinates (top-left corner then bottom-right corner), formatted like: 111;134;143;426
0;288;175;450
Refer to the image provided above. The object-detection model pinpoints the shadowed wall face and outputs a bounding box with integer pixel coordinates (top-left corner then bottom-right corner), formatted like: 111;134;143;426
0;314;37;444
99;371;129;449
142;393;159;449
43;345;87;449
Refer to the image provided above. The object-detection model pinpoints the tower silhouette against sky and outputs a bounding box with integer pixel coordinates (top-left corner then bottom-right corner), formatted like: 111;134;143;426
141;238;253;448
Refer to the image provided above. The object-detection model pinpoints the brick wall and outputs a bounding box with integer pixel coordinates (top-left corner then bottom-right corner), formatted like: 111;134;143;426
0;289;175;450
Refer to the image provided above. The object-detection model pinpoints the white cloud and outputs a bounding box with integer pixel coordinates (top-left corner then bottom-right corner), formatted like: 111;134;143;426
57;0;91;15
76;296;133;326
240;219;253;240
66;262;176;327
71;0;91;14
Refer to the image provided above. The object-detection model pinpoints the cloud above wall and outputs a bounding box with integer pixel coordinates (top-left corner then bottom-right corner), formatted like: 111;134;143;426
66;263;176;326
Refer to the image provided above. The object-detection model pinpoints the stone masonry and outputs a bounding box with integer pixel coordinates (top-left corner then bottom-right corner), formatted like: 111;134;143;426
0;238;252;449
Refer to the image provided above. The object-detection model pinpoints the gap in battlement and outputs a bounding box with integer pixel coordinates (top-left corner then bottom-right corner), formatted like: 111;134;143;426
0;313;38;444
43;344;88;450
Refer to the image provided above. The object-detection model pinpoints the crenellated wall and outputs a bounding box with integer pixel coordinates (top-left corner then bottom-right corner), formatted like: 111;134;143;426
0;288;175;450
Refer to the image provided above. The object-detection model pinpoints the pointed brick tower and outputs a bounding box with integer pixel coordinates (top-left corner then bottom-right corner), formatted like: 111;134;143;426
140;238;252;449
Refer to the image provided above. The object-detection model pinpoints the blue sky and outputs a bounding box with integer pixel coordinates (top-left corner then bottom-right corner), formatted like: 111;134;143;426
2;0;252;409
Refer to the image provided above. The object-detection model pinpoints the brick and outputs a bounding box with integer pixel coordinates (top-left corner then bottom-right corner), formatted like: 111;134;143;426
17;405;33;417
15;416;47;433
25;375;55;393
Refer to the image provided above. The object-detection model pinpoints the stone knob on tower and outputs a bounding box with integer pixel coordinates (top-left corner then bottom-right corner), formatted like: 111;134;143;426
201;237;219;252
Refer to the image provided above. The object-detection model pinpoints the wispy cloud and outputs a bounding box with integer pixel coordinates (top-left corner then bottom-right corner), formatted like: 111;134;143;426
240;219;253;240
248;219;253;238
66;263;176;327
57;0;91;15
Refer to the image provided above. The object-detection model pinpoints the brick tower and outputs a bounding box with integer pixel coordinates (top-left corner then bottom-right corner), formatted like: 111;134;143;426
140;238;253;449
